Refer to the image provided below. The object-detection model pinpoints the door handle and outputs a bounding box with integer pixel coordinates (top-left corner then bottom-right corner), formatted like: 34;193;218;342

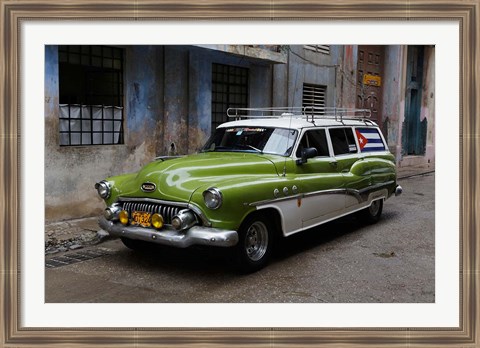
329;160;338;167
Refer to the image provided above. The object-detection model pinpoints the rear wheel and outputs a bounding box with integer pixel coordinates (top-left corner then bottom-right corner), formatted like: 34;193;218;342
234;213;273;273
358;199;383;224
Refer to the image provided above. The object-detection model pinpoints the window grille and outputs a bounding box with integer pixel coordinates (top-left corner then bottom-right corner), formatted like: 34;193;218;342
58;45;124;146
211;63;249;132
303;45;331;55
59;104;123;146
302;83;327;115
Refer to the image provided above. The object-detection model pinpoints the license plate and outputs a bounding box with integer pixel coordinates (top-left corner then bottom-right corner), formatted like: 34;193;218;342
131;211;151;227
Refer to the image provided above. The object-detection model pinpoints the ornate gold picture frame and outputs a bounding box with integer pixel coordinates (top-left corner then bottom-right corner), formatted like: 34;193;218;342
1;0;478;346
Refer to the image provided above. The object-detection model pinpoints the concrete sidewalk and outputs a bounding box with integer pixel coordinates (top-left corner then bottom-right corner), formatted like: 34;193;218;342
45;165;434;255
397;163;435;179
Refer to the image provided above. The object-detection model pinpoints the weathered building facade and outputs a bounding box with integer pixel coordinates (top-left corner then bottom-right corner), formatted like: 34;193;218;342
45;44;434;221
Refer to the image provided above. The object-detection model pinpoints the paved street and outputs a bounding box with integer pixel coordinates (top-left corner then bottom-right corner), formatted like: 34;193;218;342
45;173;434;303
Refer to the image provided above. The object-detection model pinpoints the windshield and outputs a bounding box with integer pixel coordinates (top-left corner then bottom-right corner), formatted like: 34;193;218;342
202;127;298;156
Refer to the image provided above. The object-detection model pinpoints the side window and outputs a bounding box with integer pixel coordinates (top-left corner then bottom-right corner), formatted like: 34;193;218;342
309;130;329;156
296;129;329;158
355;128;386;152
329;128;358;155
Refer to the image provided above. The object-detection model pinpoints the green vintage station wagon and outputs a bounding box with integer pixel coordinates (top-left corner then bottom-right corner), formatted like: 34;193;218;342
96;107;402;272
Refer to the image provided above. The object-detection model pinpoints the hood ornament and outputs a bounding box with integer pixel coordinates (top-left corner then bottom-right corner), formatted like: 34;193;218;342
141;182;156;193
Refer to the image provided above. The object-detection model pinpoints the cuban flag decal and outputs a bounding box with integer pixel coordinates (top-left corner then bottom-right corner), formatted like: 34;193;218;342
355;128;386;152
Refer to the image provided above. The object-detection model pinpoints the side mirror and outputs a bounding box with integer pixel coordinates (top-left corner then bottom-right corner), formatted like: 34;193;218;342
296;147;317;165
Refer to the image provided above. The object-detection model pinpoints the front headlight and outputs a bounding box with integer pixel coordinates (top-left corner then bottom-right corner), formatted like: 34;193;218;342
203;187;223;210
95;180;111;199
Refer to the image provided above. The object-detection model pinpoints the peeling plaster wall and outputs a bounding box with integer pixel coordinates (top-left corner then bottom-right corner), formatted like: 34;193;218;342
422;46;435;165
381;45;405;162
165;46;274;154
45;46;164;222
338;45;358;109
272;62;288;107
381;45;435;167
287;45;340;107
164;46;189;155
188;49;212;153
250;64;273;108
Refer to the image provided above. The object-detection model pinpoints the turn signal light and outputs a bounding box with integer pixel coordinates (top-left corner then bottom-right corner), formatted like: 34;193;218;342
151;213;164;229
119;210;129;225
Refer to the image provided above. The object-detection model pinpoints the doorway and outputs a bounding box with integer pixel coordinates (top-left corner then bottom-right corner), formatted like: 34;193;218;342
356;45;385;126
402;46;427;156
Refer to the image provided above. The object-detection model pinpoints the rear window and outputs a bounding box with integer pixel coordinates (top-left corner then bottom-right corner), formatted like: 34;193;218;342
355;128;386;152
329;128;358;155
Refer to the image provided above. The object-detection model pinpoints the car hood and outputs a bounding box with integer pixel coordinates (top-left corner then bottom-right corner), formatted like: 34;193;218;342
112;152;281;203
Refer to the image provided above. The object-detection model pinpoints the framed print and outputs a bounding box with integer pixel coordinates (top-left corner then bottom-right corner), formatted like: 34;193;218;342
1;0;479;347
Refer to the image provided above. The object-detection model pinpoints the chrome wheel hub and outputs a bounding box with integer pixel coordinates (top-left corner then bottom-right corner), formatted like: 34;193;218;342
244;221;269;262
369;200;381;216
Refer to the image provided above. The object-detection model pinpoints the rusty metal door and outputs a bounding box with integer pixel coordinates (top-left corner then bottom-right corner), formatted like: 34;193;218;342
356;46;385;125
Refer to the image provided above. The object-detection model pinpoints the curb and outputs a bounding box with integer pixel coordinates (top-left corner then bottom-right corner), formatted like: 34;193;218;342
398;170;435;180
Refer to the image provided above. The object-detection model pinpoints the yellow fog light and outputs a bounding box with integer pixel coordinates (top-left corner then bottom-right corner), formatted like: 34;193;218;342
151;213;164;229
119;210;129;225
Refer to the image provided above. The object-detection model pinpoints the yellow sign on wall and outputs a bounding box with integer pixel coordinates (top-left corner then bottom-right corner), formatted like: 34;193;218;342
363;74;382;86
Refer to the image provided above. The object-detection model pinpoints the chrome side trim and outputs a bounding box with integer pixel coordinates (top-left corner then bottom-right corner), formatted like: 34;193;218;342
303;188;347;198
247;181;395;207
99;217;238;248
247;193;304;207
248;188;349;207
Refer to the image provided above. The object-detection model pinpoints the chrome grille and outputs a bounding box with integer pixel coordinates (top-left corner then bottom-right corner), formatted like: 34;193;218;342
120;201;182;225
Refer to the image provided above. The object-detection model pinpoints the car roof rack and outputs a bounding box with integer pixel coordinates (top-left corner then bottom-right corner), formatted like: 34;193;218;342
227;107;372;123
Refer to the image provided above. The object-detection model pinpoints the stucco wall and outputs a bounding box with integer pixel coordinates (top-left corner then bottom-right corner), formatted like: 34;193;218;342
287;45;339;107
45;45;164;222
422;46;435;165
337;45;358;109
381;45;405;161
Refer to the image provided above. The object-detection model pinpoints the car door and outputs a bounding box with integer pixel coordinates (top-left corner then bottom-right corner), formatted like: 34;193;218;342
328;127;371;209
293;128;346;229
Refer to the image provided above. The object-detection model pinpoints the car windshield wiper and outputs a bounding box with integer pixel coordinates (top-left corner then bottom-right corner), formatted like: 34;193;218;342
233;144;263;153
203;145;263;153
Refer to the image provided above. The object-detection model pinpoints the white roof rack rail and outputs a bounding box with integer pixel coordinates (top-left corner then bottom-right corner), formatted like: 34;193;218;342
227;107;372;123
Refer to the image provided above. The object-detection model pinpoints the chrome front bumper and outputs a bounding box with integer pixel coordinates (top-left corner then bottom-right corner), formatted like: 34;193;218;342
99;217;238;248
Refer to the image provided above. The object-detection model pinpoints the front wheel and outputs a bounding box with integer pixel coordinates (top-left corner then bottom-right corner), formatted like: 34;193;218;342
234;214;273;273
358;199;383;224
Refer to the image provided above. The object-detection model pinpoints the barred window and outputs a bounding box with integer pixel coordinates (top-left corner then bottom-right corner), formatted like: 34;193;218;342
58;45;124;146
211;63;249;132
